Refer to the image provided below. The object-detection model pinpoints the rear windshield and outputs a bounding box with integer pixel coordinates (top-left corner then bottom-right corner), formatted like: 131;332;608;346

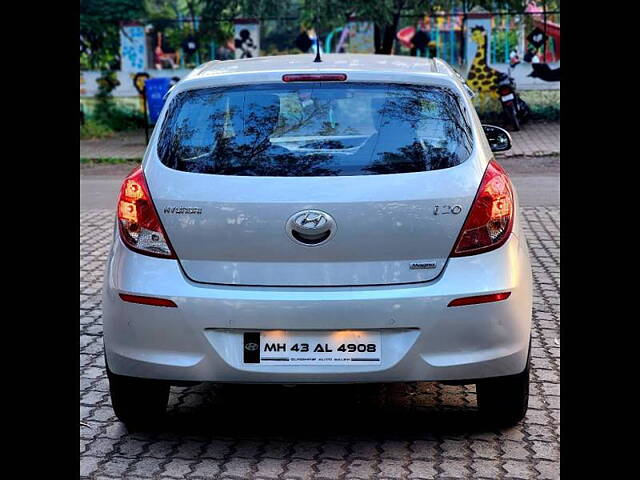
157;83;473;177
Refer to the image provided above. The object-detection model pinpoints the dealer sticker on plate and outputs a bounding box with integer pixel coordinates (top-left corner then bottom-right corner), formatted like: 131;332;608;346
243;330;381;365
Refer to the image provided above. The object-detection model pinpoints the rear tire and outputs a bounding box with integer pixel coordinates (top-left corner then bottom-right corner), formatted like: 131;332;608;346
507;103;521;131
518;97;531;125
476;348;530;427
106;361;170;429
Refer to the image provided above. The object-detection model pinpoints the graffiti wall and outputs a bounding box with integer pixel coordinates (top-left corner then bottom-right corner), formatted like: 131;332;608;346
234;20;260;59
475;62;560;90
120;25;147;72
461;11;559;94
80;6;559;99
464;16;492;77
345;22;374;53
80;70;191;97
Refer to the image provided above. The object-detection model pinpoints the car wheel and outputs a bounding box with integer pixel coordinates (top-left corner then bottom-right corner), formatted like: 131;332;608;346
476;346;530;427
106;360;170;429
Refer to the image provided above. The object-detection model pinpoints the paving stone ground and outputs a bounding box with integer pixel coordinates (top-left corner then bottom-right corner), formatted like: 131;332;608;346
79;121;560;160
80;207;560;479
497;122;560;158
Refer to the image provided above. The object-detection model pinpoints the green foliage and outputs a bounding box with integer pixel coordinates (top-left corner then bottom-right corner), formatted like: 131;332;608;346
298;1;438;54
80;157;142;164
492;29;519;63
520;90;560;121
172;0;292;44
80;0;147;71
94;104;147;131
350;0;428;27
474;89;560;122
462;1;530;10
94;72;124;128
298;0;351;31
81;102;146;138
89;71;119;133
80;119;115;139
332;1;534;55
144;0;183;18
84;72;146;134
80;0;557;67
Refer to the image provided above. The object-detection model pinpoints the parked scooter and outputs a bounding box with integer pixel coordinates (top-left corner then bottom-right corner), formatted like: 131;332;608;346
497;61;530;131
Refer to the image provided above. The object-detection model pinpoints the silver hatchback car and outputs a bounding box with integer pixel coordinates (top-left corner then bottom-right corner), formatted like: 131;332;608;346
103;54;532;428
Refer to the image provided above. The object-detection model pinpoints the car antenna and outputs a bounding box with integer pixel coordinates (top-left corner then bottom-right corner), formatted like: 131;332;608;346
313;2;322;63
313;30;322;62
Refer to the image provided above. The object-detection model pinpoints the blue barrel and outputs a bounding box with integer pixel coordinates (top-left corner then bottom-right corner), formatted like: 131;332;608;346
145;77;172;124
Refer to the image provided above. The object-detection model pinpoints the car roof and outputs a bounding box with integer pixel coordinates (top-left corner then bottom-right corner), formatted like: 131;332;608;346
175;54;462;93
186;54;451;77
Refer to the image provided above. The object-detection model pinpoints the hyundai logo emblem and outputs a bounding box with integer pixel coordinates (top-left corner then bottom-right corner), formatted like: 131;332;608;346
286;210;336;246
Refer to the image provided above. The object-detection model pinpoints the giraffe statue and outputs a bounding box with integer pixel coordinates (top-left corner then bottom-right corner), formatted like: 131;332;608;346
466;26;505;99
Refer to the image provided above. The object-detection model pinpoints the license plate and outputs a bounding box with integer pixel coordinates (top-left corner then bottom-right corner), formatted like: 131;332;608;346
501;93;515;101
243;330;381;365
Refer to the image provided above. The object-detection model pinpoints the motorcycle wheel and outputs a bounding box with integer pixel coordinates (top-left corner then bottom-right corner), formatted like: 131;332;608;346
517;97;531;125
506;103;520;131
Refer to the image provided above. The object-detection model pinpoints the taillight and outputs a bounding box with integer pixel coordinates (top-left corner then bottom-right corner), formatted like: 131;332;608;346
451;160;514;256
498;86;512;96
282;74;347;82
117;167;176;258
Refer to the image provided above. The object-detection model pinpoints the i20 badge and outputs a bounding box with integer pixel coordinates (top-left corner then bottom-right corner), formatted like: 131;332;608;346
434;205;462;215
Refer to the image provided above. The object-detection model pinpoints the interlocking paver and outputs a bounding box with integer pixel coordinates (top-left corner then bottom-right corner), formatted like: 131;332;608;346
253;458;285;479
80;206;560;479
407;460;438;479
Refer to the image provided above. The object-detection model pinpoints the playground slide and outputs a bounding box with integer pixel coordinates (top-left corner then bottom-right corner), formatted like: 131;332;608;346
526;1;560;60
533;19;560;60
397;26;416;48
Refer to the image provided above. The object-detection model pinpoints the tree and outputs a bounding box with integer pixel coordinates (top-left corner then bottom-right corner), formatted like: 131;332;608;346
153;0;290;53
299;0;353;31
356;0;530;55
299;0;429;55
297;0;533;55
359;0;430;54
80;0;147;70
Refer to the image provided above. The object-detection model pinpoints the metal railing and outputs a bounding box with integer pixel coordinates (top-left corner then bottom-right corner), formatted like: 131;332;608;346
80;4;560;72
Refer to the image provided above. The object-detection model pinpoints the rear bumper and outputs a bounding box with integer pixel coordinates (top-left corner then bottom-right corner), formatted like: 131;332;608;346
103;228;532;384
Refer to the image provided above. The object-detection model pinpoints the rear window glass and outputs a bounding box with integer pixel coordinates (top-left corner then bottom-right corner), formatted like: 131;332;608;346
157;83;473;176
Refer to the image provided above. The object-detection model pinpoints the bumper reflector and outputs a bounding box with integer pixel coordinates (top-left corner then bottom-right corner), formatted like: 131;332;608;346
447;292;511;307
119;293;177;307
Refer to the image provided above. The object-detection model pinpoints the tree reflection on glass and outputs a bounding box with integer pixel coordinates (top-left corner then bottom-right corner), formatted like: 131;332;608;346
158;84;473;177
